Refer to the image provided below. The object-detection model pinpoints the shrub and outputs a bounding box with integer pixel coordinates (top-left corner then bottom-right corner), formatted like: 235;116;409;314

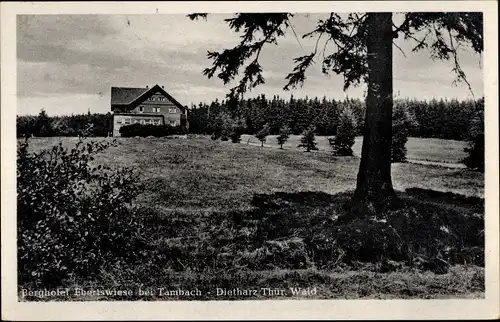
276;125;291;149
255;124;270;147
17;115;37;138
230;129;242;143
298;126;319;152
51;118;77;137
17;131;145;288
329;107;357;156
119;123;182;137
463;98;484;172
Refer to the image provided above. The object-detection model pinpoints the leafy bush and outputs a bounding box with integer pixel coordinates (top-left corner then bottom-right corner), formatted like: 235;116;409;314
463;98;484;172
329;107;357;156
17;131;145;287
298;126;319;152
119;123;183;137
276;125;291;149
17;115;37;138
255;124;270;147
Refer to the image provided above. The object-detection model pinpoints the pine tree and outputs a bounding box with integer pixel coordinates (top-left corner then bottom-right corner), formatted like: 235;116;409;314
190;12;483;215
35;109;53;137
392;100;419;163
255;123;270;147
329;107;357;156
298;126;319;152
276;125;291;149
463;98;484;172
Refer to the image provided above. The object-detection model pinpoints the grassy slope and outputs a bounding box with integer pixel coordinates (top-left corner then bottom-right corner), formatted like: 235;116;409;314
22;136;484;300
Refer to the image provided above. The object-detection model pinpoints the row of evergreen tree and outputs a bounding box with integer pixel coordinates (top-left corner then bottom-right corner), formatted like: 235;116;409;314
16;110;112;138
205;101;418;163
188;95;483;141
15;96;484;171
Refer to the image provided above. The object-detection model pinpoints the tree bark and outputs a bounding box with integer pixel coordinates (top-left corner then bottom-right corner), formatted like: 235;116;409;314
351;13;397;216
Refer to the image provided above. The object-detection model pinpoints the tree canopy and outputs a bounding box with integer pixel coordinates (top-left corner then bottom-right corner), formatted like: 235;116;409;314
188;12;482;100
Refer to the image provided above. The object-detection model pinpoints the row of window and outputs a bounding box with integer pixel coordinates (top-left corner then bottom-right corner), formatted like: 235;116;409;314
116;118;177;126
148;96;167;101
138;106;177;113
117;118;161;125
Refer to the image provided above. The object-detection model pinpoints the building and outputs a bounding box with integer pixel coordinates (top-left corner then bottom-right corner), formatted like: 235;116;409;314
110;84;188;137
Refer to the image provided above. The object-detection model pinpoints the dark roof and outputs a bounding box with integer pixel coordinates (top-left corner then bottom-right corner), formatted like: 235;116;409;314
111;87;149;105
110;84;187;112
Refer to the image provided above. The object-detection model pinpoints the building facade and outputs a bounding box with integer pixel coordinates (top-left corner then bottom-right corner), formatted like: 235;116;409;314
110;84;188;137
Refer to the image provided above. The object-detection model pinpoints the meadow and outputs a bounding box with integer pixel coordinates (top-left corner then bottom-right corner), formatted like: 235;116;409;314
20;135;484;300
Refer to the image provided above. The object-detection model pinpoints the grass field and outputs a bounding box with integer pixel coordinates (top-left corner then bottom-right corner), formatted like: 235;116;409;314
241;135;469;166
20;136;484;300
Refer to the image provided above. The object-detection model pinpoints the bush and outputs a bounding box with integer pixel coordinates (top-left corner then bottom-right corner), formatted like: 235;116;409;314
276;125;291;149
298;126;319;152
17;115;36;138
329;107;357;156
119;123;183;137
17;132;145;288
463;98;484;172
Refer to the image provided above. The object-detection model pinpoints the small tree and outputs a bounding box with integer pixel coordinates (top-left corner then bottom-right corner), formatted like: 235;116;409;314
463;98;484;172
255;123;270;147
329;107;357;156
34;109;53;137
298;126;318;152
276;125;291;149
229;118;243;143
392;101;419;163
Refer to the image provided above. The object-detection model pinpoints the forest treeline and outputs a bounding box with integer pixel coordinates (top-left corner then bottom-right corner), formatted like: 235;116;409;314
16;95;483;142
188;95;484;141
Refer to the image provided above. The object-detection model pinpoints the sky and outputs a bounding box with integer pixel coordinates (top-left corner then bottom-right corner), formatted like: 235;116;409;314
17;13;483;116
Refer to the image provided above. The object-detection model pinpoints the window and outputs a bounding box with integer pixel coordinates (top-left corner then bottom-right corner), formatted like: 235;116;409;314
153;107;160;113
169;108;177;114
133;119;139;124
169;120;176;126
116;119;122;124
140;119;146;125
147;119;153;125
148;97;155;101
154;119;161;125
139;106;144;112
158;97;166;102
124;118;131;125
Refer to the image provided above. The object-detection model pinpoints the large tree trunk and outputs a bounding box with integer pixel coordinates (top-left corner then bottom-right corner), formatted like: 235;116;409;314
351;13;397;216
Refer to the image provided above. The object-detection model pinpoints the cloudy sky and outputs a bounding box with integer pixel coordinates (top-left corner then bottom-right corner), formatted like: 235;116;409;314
17;13;483;116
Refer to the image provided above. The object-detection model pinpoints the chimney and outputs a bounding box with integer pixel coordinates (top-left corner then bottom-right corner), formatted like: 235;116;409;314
146;85;149;89
162;85;164;89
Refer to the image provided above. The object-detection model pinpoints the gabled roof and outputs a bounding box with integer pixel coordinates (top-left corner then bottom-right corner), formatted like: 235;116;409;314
110;84;187;112
111;87;149;105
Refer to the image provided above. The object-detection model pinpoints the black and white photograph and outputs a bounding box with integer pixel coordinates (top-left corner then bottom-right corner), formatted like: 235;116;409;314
2;1;499;320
